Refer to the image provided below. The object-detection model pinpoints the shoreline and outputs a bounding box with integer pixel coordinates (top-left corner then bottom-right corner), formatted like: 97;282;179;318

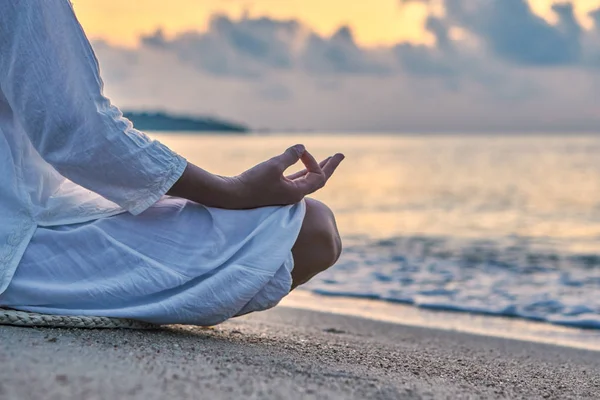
282;290;600;353
2;302;599;399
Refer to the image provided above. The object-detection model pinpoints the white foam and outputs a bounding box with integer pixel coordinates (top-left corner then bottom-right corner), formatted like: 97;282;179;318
305;236;600;330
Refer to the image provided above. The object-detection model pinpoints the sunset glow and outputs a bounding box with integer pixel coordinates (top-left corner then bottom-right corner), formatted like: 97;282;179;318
74;0;600;47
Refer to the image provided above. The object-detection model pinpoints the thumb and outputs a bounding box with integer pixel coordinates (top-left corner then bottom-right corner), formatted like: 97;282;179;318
274;144;305;170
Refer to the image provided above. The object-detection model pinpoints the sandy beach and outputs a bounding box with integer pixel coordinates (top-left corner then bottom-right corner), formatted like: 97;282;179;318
1;297;599;400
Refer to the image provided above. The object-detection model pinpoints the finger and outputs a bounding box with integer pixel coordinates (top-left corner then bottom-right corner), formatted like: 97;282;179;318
322;156;332;166
293;172;327;195
286;157;331;180
300;149;322;173
290;153;345;195
322;153;345;180
274;144;305;170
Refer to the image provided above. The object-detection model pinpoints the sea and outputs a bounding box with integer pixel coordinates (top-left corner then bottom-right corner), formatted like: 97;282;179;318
153;133;600;332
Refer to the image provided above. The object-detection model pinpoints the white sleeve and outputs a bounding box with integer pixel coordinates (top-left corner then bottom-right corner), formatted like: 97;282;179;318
0;0;187;215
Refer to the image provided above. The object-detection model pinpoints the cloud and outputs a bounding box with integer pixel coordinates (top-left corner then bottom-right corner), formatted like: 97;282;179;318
394;16;459;79
139;16;301;79
592;8;600;28
584;8;600;67
444;0;583;66
301;26;392;75
92;2;600;132
139;15;390;78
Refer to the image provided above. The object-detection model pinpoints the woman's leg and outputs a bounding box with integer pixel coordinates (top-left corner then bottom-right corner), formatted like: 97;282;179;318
291;198;342;289
1;198;308;325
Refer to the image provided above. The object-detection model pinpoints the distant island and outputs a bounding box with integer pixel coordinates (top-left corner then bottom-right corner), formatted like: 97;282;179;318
122;111;249;133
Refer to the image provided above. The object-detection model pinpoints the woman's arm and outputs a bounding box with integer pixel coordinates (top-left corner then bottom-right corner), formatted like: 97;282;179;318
0;1;186;215
0;1;343;212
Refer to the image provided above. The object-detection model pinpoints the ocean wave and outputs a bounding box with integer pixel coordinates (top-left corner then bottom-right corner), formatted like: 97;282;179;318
304;236;600;329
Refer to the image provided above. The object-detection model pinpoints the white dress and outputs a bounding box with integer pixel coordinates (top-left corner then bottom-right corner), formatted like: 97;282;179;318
0;198;305;326
0;1;306;325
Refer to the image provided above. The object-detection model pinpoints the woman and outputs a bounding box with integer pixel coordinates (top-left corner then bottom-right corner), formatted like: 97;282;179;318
0;1;344;325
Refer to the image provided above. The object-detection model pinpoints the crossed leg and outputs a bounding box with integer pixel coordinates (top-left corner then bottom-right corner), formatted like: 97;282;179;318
291;198;342;290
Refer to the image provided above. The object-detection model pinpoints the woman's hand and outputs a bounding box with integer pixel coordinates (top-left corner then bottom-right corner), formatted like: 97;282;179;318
167;145;344;209
229;144;344;209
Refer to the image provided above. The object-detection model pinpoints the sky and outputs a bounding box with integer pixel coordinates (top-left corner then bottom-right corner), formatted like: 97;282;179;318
74;0;600;132
75;0;432;47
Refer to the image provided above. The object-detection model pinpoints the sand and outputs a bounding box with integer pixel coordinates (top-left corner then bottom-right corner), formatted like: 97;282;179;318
1;305;599;400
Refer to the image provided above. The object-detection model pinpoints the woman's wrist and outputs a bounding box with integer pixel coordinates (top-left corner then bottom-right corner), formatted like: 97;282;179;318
167;162;242;209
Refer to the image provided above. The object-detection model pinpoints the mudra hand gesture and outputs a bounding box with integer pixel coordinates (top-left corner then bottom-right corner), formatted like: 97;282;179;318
168;145;345;209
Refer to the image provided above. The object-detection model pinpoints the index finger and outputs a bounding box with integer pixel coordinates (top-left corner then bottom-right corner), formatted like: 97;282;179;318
286;157;331;180
300;150;322;174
